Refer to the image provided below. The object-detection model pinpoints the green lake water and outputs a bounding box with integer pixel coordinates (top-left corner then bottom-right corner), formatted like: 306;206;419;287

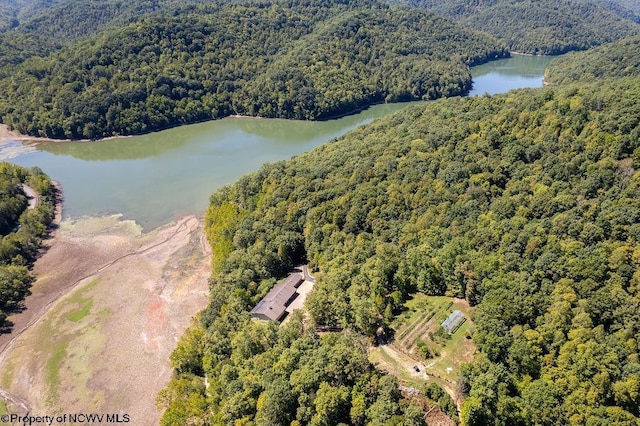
469;54;553;96
3;55;552;230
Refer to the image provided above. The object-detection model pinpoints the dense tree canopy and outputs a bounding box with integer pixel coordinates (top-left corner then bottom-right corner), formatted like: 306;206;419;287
0;0;63;32
162;70;640;423
0;0;217;67
0;0;506;140
159;311;425;425
594;0;640;22
545;35;640;85
392;0;640;54
0;0;184;36
0;163;56;331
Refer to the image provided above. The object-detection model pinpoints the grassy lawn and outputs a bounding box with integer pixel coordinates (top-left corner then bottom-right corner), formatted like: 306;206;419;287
369;293;474;425
368;343;461;407
427;320;474;380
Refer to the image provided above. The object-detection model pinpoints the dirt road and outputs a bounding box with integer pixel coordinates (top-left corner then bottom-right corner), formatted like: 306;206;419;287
0;214;210;424
20;184;39;210
370;343;462;417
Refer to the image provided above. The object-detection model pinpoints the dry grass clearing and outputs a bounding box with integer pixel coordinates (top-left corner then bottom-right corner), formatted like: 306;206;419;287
0;214;210;425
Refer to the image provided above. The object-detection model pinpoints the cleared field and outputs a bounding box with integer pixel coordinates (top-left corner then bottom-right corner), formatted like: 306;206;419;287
388;295;475;380
393;296;454;351
369;294;476;415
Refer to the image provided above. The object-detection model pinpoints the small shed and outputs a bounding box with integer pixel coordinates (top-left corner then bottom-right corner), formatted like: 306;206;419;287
441;310;465;334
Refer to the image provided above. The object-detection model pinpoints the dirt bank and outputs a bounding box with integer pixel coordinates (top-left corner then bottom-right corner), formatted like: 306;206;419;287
0;124;56;143
0;124;130;143
0;214;210;425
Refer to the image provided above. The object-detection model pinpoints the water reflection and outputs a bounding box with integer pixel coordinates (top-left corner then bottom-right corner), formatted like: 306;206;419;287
11;103;414;228
470;55;553;96
8;55;552;228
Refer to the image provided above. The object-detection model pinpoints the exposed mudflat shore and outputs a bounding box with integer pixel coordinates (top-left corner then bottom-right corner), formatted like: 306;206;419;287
0;124;130;143
0;214;210;425
0;124;57;143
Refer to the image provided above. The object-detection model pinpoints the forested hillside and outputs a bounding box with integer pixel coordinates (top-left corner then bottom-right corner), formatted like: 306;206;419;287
595;0;640;22
545;36;640;85
160;71;640;423
0;0;187;36
0;0;24;32
0;163;56;331
0;0;506;140
0;0;134;67
600;0;640;16
393;0;639;54
0;0;64;32
0;0;202;68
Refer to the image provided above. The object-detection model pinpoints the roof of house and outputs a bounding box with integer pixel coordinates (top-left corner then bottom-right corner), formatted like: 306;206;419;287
441;310;465;333
250;273;303;321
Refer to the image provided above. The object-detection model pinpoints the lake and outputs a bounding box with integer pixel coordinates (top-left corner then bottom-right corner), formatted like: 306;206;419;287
3;55;553;229
469;54;552;96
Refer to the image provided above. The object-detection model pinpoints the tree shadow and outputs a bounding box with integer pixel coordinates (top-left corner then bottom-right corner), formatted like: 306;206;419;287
0;317;14;334
0;298;29;335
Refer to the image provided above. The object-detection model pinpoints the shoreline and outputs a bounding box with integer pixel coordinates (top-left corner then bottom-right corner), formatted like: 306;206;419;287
0;105;398;144
0;95;467;144
510;51;538;57
0;212;211;423
0;51;514;145
0;123;132;144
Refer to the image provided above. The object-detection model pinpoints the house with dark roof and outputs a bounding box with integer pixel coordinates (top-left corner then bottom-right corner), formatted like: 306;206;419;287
441;310;465;334
250;273;304;321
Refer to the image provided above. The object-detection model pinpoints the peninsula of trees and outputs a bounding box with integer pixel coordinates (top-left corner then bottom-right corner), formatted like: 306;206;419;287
0;163;56;331
161;37;640;424
596;0;640;23
545;35;640;85
0;0;508;140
